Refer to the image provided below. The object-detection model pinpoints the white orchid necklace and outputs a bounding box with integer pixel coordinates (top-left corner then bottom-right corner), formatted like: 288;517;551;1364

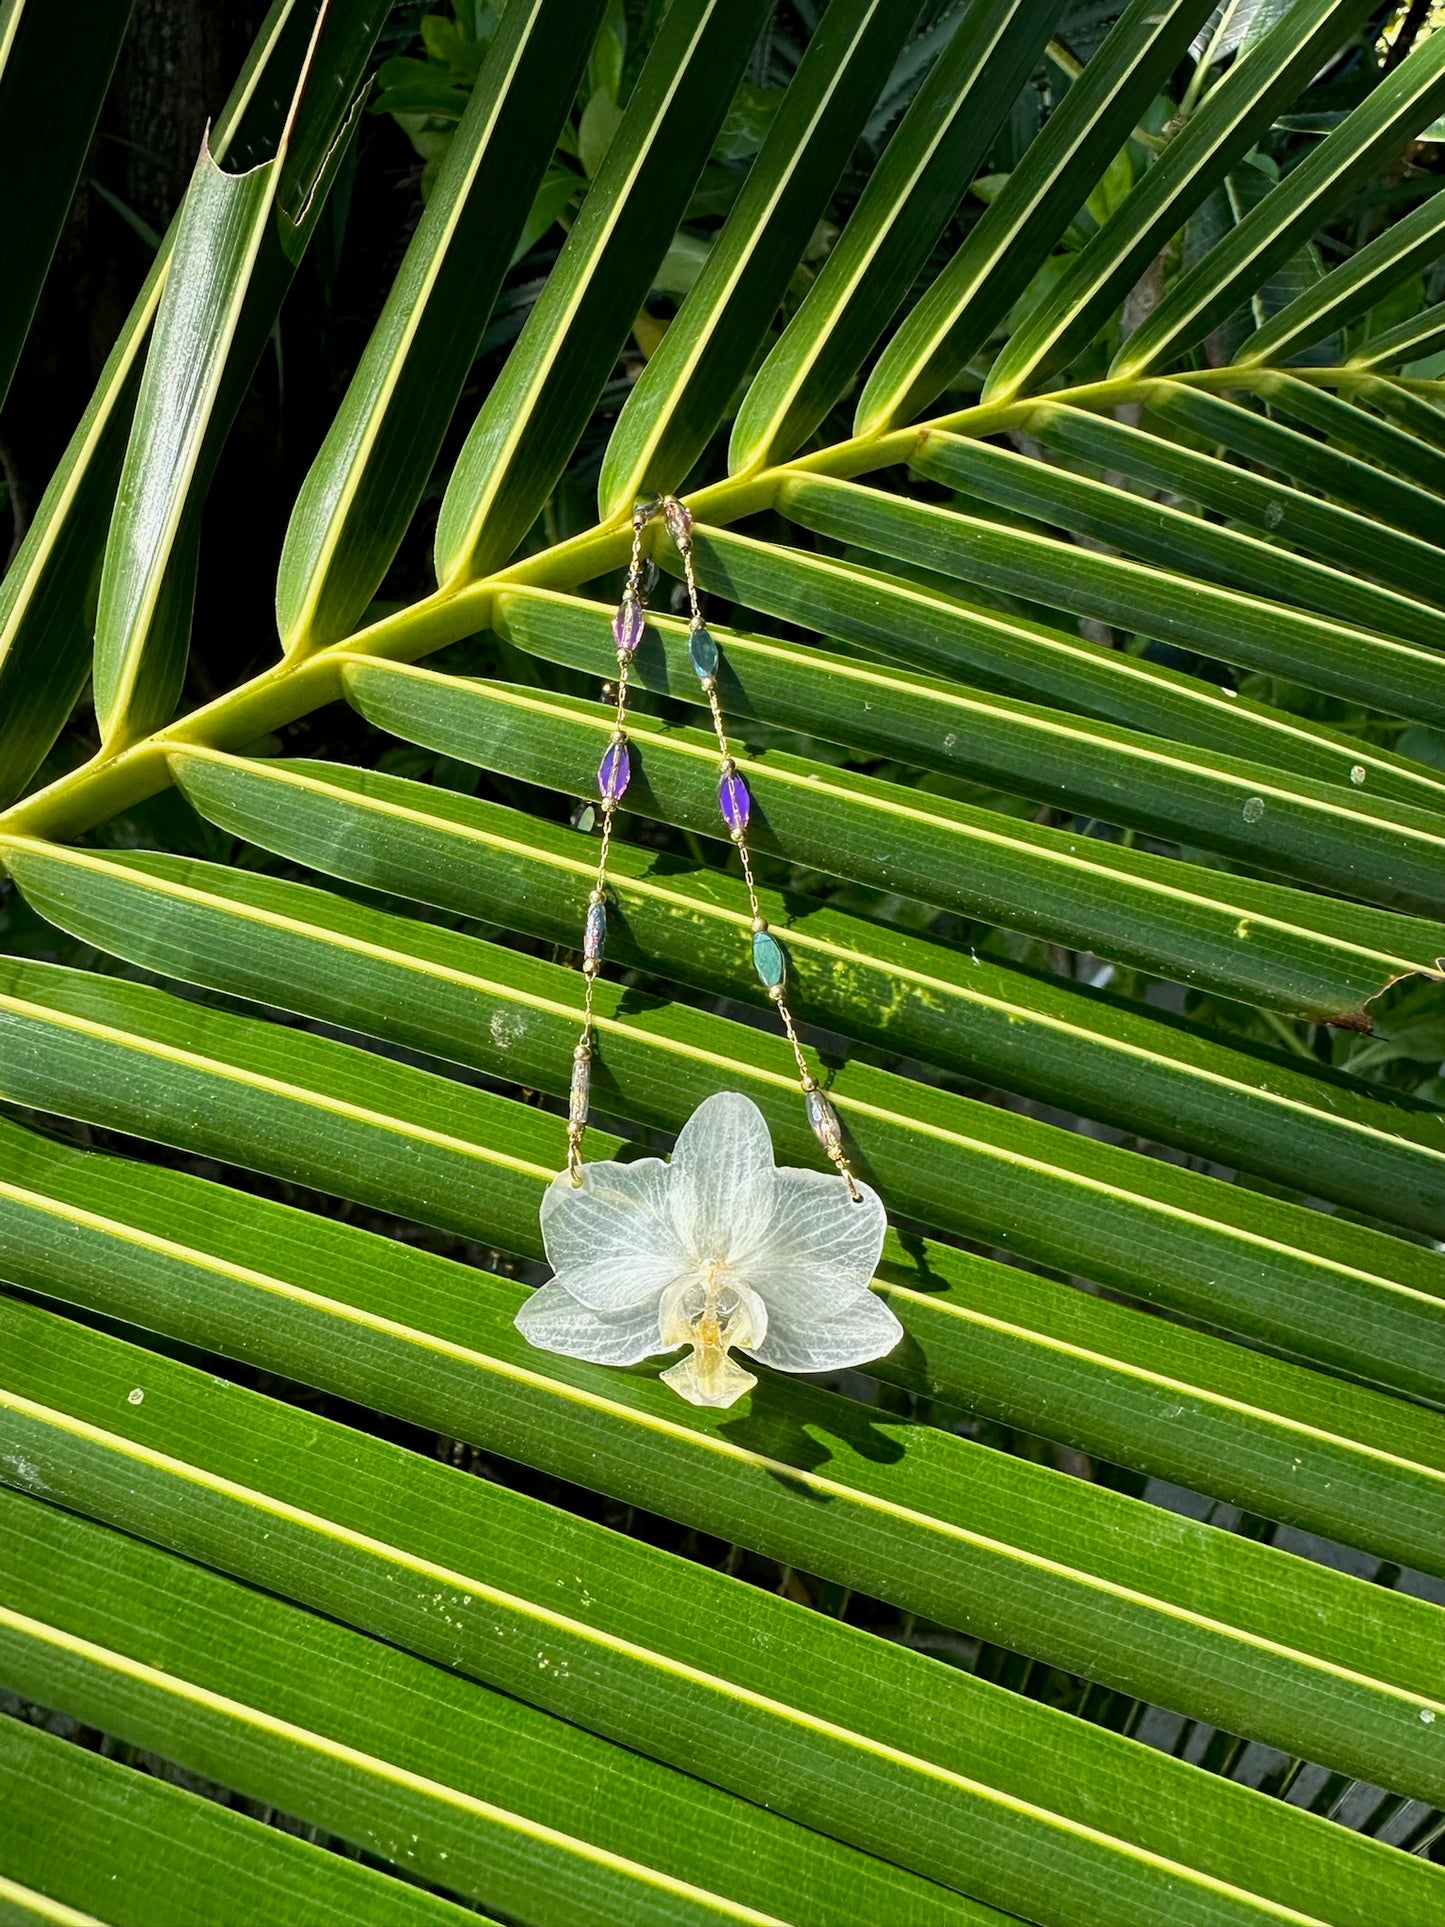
515;494;903;1408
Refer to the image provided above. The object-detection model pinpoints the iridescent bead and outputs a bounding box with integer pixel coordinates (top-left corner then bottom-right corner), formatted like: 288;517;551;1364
718;769;750;834
805;1087;842;1151
688;626;719;682
752;928;786;990
569;1052;591;1128
613;599;644;656
584;900;607;962
598;739;631;803
663;497;693;540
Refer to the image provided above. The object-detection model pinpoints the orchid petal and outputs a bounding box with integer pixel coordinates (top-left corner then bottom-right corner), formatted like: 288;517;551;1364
514;1279;665;1364
539;1158;688;1310
734;1168;887;1321
748;1286;904;1374
668;1091;776;1264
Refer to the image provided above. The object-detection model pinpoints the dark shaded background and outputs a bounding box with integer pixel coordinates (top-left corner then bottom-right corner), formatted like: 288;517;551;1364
0;0;432;711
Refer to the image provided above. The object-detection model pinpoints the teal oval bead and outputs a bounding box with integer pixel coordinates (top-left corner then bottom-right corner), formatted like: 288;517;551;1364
752;929;787;989
688;626;719;682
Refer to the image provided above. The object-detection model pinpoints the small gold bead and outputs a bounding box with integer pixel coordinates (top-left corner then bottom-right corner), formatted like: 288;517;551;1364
582;959;600;977
767;984;786;1003
750;915;768;933
800;1074;818;1091
589;888;604;906
573;1042;590;1061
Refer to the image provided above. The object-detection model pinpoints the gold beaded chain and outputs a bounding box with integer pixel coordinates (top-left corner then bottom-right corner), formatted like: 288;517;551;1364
566;492;862;1202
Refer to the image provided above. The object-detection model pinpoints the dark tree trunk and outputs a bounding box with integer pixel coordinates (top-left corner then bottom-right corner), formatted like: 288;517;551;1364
122;0;239;230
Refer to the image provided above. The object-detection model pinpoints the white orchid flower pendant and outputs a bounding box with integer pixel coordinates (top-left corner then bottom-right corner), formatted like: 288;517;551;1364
516;1092;903;1408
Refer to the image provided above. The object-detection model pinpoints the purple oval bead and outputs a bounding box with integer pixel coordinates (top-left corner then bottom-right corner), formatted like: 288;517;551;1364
718;770;750;834
598;740;631;803
613;599;644;656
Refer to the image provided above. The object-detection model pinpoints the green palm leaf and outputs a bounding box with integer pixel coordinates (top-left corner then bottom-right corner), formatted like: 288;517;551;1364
730;0;1061;470
433;0;771;581
0;0;382;805
3;1498;872;1927
4;3;1445;1919
1116;27;1445;376
277;0;608;652
598;0;927;512
0;1;132;414
6;1291;1445;1926
143;755;1445;1234
983;0;1376;400
0;1715;474;1924
856;0;1215;433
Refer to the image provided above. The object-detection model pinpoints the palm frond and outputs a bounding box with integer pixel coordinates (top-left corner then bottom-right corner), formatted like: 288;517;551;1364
3;2;1445;1919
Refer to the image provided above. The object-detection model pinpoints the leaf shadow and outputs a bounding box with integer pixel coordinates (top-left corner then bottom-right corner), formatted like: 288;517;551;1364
718;1367;908;1504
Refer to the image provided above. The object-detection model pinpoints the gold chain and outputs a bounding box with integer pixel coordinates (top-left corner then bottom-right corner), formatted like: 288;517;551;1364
566;494;861;1201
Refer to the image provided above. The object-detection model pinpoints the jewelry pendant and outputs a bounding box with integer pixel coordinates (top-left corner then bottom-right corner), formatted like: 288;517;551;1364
516;494;899;1406
517;1092;901;1408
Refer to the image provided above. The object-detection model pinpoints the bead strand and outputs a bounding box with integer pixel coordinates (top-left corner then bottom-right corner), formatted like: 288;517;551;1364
667;497;863;1203
569;491;862;1202
566;496;655;1184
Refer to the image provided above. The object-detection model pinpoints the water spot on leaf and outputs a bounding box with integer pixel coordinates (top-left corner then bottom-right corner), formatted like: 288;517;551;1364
1;1455;45;1492
1242;796;1264;823
1349;764;1367;787
490;1009;526;1049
